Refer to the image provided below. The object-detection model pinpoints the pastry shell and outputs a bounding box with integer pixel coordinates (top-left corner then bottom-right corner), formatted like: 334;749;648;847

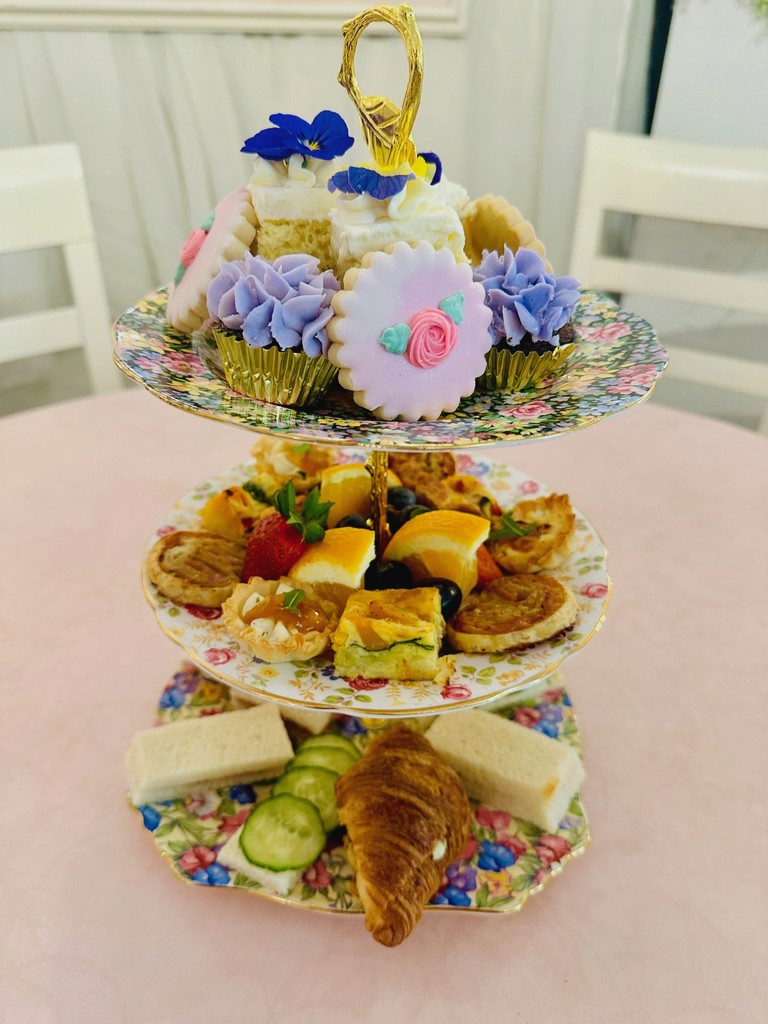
222;577;338;663
488;493;576;573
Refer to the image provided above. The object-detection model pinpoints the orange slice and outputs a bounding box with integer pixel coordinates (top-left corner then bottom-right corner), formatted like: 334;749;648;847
320;463;401;527
382;510;490;597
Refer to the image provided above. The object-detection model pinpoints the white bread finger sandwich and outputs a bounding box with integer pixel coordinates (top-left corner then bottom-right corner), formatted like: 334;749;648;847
126;703;292;806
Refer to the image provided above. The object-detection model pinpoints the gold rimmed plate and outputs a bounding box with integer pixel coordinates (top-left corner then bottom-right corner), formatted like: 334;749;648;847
114;289;666;451
142;453;610;717
132;663;589;919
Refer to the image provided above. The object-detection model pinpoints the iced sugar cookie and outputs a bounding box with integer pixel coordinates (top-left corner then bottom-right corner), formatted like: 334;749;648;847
166;187;257;335
327;241;492;421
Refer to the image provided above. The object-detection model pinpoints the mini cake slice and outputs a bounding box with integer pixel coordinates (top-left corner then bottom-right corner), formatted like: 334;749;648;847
126;704;293;806
332;587;443;681
426;709;585;832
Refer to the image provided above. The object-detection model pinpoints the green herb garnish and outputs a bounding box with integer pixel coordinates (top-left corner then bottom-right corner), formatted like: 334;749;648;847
488;511;538;542
242;480;272;504
282;588;306;612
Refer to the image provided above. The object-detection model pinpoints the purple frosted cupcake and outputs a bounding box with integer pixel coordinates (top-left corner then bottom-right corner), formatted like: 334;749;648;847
473;246;580;391
207;253;339;407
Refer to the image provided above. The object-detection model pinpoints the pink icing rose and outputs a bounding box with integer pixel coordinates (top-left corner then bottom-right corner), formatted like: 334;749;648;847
440;682;472;701
580;582;608;599
510;401;554;420
580;322;631;342
346;676;389;692
476;807;512;832
303;859;333;889
204;648;235;666
178;846;215;875
406;308;458;369
179;227;208;268
518;480;540;495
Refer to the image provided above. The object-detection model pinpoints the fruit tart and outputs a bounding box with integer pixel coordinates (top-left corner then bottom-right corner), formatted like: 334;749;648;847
222;578;338;663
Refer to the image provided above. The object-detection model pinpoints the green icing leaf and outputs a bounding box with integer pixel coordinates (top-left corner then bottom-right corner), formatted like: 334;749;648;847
378;322;411;354
200;209;216;231
439;291;465;325
173;262;186;286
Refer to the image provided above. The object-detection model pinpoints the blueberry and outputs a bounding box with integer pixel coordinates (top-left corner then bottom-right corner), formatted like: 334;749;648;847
417;577;463;619
365;560;414;590
336;514;371;530
393;504;430;531
387;486;417;510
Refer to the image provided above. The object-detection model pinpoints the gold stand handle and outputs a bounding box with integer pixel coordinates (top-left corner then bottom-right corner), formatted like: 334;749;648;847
338;4;423;168
365;450;391;557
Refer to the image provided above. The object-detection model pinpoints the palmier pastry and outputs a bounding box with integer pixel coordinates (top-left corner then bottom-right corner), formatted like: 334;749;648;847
386;452;457;504
417;473;500;518
336;727;470;947
222;577;337;663
446;574;578;653
146;530;246;608
488;493;576;573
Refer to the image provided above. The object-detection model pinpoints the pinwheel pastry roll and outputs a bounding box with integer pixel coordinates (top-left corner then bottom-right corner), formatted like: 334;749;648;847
487;493;576;573
446;574;578;653
146;530;247;608
222;578;338;662
336;726;470;947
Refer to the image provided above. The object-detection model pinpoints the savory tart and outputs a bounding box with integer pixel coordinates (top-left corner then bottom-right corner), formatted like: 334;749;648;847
386;451;457;505
250;438;339;493
417;472;500;518
199;485;272;540
446;574;578;652
488;493;576;573
146;530;246;607
336;726;470;947
222;577;338;662
332;587;444;681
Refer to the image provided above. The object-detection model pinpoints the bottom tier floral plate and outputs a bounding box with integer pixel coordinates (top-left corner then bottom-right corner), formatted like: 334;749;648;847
132;664;590;918
143;453;610;717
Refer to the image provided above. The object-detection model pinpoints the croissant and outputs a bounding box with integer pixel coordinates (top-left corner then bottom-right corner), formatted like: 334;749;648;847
336;726;470;947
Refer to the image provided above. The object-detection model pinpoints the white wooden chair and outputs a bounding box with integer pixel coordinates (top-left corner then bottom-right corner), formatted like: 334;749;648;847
569;130;768;433
0;142;121;394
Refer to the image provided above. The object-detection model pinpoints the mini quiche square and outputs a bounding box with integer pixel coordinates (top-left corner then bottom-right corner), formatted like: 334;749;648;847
332;588;444;681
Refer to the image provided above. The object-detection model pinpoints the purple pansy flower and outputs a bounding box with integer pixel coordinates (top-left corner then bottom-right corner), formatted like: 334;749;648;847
417;151;443;184
207;253;339;357
328;166;414;202
474;246;581;346
241;111;353;162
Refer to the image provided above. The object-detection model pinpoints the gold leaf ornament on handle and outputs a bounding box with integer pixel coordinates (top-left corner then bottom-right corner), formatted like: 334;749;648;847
338;4;424;169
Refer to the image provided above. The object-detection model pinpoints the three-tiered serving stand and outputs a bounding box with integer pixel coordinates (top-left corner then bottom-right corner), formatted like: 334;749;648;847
114;3;667;919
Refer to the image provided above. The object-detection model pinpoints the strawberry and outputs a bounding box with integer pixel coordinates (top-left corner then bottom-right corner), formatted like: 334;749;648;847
241;481;331;581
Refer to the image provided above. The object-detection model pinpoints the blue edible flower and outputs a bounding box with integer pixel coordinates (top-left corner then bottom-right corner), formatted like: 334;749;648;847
241;111;354;162
417;150;443;184
328;166;414;202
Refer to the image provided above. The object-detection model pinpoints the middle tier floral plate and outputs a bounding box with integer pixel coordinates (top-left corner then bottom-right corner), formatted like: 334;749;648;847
142;453;610;716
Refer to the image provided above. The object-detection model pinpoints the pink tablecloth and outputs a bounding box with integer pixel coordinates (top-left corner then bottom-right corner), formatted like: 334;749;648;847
1;391;766;1024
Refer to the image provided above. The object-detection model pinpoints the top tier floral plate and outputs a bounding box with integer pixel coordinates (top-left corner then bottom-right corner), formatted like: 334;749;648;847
113;289;666;451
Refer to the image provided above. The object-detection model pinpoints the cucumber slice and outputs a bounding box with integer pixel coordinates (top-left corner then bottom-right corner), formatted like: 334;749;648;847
273;766;340;831
239;794;325;871
288;746;357;776
297;734;361;761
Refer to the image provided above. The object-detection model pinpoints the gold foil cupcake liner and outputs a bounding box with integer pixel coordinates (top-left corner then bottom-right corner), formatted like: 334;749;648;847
213;329;338;408
478;343;575;392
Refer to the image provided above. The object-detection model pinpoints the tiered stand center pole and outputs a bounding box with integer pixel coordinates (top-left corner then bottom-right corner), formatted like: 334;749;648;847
366;449;390;558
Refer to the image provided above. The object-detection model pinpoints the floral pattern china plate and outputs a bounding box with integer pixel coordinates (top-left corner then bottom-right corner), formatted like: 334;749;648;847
133;664;589;916
143;454;610;716
113;289;666;451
